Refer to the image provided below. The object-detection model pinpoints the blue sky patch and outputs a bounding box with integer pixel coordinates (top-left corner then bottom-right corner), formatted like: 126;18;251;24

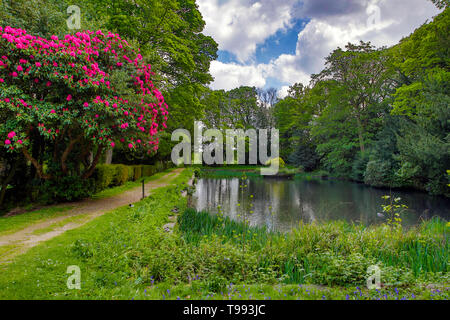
255;18;309;64
216;17;309;67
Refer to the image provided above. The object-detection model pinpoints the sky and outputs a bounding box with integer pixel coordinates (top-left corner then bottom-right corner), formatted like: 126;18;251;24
196;0;442;97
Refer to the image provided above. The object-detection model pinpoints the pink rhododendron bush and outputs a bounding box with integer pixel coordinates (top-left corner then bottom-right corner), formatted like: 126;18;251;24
0;27;169;185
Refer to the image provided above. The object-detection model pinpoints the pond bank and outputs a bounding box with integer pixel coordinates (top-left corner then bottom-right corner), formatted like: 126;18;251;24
0;168;447;300
192;176;449;231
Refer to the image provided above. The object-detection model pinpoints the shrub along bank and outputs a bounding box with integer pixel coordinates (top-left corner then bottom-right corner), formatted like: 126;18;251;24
38;162;174;204
93;162;172;193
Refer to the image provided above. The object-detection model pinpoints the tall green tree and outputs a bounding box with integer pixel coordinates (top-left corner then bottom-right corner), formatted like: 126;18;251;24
387;8;450;194
273;83;319;170
312;41;394;153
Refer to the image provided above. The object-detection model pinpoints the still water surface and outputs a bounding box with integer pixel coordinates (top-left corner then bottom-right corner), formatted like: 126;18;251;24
192;177;450;232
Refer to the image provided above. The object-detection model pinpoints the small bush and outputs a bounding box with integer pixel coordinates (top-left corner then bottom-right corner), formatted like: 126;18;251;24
127;166;134;181
94;165;117;191
113;165;129;186
40;176;95;203
364;160;393;187
265;157;286;168
143;165;156;177
133;165;143;181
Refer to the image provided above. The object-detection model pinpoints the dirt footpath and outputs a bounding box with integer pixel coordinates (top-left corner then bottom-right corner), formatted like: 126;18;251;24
0;168;185;264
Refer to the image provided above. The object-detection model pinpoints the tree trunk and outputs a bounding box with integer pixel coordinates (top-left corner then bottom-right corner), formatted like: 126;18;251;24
105;149;113;164
22;148;52;180
356;116;365;153
82;146;104;179
61;137;81;175
89;152;93;165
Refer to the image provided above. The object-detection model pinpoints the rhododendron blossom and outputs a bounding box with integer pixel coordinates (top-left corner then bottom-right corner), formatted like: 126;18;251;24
0;27;169;180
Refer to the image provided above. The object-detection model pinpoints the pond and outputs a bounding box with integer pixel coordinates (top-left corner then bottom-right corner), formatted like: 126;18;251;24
192;177;450;232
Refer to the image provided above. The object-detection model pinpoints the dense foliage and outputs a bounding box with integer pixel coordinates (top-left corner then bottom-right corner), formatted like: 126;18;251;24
0;27;168;175
196;5;449;196
269;8;450;196
0;0;217;207
0;0;448;209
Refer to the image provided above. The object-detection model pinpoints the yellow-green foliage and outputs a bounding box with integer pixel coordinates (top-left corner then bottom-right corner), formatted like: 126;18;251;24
265;157;286;168
94;163;170;192
132;165;143;181
113;165;129;186
143;165;156;177
127;166;134;181
94;164;117;191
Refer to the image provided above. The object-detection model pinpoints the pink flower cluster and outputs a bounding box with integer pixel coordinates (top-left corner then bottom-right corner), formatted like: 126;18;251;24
0;26;169;152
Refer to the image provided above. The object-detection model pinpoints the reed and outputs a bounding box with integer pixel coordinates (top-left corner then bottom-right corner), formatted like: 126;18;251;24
179;208;448;285
178;208;274;250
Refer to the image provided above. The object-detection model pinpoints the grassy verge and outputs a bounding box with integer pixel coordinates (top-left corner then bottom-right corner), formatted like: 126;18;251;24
0;206;74;237
0;169;177;236
194;166;334;180
30;214;92;236
92;168;177;199
198;166;263;179
0;169;193;299
0;167;447;300
179;209;448;287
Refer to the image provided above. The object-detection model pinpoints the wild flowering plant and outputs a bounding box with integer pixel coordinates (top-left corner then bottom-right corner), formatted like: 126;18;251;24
381;195;408;229
0;26;168;180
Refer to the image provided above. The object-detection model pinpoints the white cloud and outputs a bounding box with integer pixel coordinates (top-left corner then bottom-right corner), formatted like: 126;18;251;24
200;0;442;91
198;0;297;62
209;61;267;91
277;85;290;99
266;54;310;84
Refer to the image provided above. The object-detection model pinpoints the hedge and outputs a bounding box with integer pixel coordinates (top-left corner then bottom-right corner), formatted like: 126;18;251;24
132;165;143;181
113;165;129;186
142;165;156;177
94;165;117;192
93;162;173;193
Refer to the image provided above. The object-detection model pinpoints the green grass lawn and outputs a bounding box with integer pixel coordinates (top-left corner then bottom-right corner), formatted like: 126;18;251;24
0;206;74;237
0;169;178;237
92;168;177;199
30;214;92;236
0;167;447;300
0;169;193;299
